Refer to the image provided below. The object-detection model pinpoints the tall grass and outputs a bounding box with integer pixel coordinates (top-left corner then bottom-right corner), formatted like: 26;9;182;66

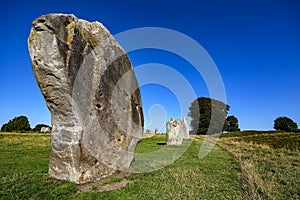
218;131;300;199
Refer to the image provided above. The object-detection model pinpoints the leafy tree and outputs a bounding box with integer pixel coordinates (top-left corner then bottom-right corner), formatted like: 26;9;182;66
224;115;240;132
1;116;31;132
188;97;230;135
274;117;298;132
32;124;51;132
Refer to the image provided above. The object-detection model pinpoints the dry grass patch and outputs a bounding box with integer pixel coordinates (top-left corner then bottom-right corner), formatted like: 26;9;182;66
218;132;300;199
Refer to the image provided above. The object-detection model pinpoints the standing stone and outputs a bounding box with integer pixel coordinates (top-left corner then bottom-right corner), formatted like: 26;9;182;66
166;118;183;145
154;128;159;134
182;116;189;139
40;127;51;133
28;14;144;183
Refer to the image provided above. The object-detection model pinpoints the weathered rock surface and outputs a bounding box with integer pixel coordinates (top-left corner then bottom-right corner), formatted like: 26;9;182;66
182;116;189;139
166;117;189;145
28;14;144;183
166;118;183;145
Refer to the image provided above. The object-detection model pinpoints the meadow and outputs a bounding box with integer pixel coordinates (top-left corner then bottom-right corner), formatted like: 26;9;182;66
0;131;299;199
219;131;300;199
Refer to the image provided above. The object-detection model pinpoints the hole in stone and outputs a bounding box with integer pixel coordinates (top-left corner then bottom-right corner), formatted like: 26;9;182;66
118;138;121;142
64;20;71;27
99;93;103;97
37;19;45;23
44;24;55;32
96;104;101;109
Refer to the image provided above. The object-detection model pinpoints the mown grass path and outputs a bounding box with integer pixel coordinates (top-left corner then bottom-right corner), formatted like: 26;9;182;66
0;134;244;199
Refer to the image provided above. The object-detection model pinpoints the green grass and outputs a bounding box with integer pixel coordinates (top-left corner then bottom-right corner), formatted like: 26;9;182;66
134;135;166;153
235;132;299;151
0;133;244;199
220;130;281;138
0;133;78;199
2;132;299;199
221;131;300;150
74;136;243;199
219;132;300;199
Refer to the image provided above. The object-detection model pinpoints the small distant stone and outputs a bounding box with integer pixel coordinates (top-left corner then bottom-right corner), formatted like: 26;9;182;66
40;127;51;133
145;129;151;134
166;117;189;145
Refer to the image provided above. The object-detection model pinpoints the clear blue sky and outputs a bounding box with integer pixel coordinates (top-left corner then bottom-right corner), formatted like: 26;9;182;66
0;0;299;131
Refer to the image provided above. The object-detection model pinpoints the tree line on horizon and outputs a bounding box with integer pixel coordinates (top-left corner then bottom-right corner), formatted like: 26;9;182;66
188;97;299;135
0;116;51;133
1;98;298;134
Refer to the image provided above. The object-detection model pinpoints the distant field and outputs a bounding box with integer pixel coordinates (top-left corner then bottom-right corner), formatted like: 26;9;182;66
0;132;299;199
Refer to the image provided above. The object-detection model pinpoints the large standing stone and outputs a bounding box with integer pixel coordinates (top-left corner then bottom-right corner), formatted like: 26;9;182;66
28;14;144;183
166;118;183;145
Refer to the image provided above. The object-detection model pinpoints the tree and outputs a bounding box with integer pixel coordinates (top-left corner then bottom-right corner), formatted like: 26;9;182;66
224;115;240;132
1;116;31;132
274;117;298;132
32;124;51;132
188;97;230;135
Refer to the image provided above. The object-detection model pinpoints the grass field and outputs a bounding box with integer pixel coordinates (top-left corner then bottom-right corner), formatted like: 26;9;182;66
219;131;300;199
0;132;299;199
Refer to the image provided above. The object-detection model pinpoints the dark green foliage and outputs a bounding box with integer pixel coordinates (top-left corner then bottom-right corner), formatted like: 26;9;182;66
32;124;51;132
224;115;240;132
1;116;31;132
188;97;230;135
274;117;298;132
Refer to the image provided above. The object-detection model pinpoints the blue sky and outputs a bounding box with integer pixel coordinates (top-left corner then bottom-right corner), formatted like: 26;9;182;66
0;0;299;131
